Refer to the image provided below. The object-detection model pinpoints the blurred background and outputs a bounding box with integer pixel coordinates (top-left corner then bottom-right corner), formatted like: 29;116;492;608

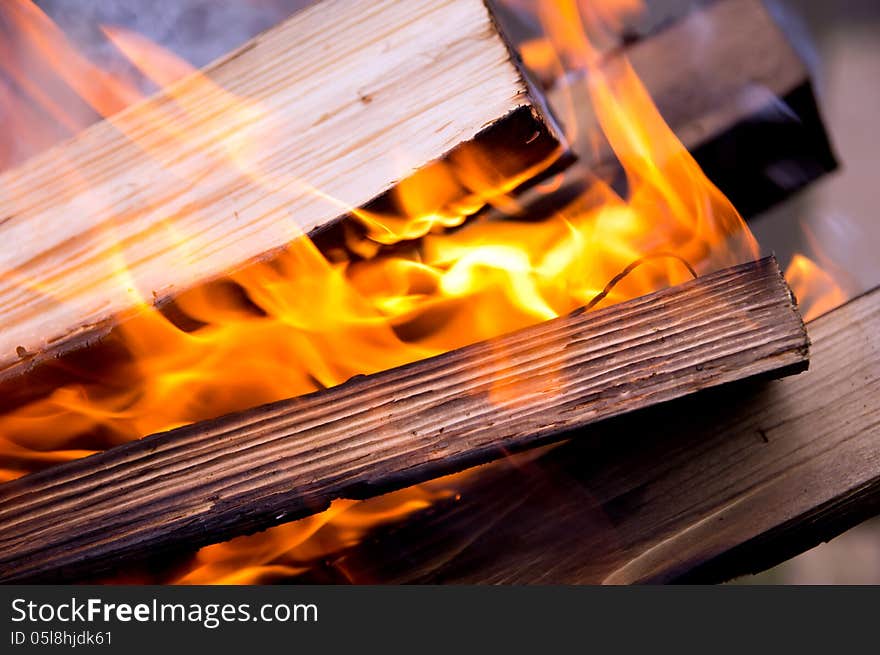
7;0;879;582
730;0;880;584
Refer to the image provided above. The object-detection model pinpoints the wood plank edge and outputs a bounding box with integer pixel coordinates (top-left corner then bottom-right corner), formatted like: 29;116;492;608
0;103;568;384
0;257;809;583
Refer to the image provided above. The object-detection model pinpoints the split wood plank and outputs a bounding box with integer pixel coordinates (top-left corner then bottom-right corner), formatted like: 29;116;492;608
0;0;564;378
319;284;880;585
0;256;807;582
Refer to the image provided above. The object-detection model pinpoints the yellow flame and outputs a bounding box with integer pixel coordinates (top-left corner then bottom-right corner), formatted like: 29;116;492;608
0;0;761;583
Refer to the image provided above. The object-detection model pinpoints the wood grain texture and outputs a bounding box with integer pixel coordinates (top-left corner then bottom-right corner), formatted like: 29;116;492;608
315;285;879;585
0;0;563;377
0;257;807;583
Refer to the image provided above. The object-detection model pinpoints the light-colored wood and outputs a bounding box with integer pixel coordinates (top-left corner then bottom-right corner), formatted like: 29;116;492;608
325;286;880;585
0;257;808;582
0;0;562;376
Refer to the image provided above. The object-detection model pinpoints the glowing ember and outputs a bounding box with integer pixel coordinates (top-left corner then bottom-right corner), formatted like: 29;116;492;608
0;0;759;583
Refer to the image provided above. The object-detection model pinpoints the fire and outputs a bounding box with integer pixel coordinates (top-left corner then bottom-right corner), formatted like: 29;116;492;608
0;0;139;169
0;0;759;583
512;0;643;69
785;253;847;322
175;479;460;584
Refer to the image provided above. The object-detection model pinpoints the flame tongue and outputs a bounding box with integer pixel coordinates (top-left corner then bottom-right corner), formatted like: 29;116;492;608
784;253;847;322
1;0;761;583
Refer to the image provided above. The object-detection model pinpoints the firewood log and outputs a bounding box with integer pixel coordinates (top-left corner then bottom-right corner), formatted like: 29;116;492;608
494;0;837;223
0;257;808;582
318;283;880;585
0;0;565;379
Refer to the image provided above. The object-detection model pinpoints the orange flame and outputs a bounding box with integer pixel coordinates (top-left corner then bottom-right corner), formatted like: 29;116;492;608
513;0;643;71
785;253;847;321
0;0;140;169
175;479;460;585
0;0;759;583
